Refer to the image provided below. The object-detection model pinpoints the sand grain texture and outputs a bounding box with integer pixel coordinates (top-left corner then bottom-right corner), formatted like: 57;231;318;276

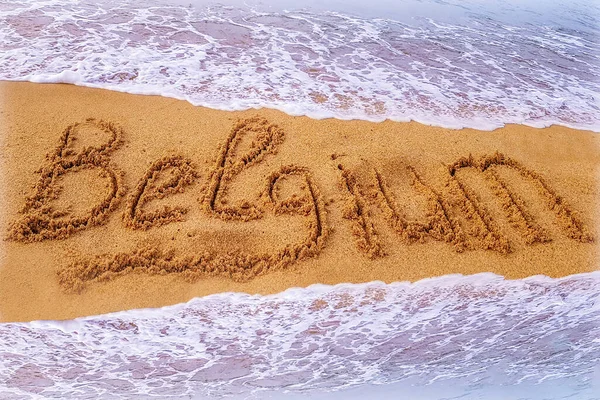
1;81;598;322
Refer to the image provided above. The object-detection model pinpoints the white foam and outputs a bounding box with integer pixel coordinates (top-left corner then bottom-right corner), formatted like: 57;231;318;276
1;272;600;398
1;0;599;131
26;70;84;84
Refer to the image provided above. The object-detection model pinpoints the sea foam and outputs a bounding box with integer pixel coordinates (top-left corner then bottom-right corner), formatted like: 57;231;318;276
0;0;599;131
1;273;599;399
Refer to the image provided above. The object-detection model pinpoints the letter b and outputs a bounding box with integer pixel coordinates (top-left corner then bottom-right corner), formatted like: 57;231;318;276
7;119;124;242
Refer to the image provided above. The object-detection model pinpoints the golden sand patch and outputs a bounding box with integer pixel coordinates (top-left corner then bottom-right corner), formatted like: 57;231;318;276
1;82;598;321
5;116;594;293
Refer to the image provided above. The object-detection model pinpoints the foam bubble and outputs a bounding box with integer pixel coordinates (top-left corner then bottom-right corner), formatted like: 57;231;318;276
26;70;84;84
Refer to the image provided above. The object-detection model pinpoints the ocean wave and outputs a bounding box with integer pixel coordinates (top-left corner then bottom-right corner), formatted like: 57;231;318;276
1;272;599;399
0;0;599;131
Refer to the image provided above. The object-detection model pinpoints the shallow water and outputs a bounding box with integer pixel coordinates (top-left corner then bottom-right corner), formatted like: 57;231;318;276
1;273;600;399
0;0;599;130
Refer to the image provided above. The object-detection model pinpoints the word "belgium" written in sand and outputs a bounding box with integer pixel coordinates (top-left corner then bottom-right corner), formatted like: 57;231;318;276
6;118;594;292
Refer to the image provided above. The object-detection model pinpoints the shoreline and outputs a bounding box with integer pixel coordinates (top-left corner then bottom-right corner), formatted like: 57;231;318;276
7;77;600;133
1;81;598;322
19;270;600;323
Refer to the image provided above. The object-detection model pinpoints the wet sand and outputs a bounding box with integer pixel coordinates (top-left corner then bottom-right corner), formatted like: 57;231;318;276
1;81;598;322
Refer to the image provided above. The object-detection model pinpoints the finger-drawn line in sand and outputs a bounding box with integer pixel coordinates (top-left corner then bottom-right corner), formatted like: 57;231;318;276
484;167;550;245
58;164;328;293
448;152;593;248
123;156;199;230
263;165;327;259
201;116;284;221
446;157;512;254
338;153;593;257
370;166;467;252
337;164;384;259
7;119;125;242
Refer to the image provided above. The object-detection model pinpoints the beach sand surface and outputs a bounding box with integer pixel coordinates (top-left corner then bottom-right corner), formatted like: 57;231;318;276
1;81;598;322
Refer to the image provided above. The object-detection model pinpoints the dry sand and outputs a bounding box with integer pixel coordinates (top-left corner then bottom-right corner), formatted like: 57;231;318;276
1;81;598;322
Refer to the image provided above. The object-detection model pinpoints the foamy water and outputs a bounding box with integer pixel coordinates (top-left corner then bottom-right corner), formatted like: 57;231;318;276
0;0;599;130
1;273;600;399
